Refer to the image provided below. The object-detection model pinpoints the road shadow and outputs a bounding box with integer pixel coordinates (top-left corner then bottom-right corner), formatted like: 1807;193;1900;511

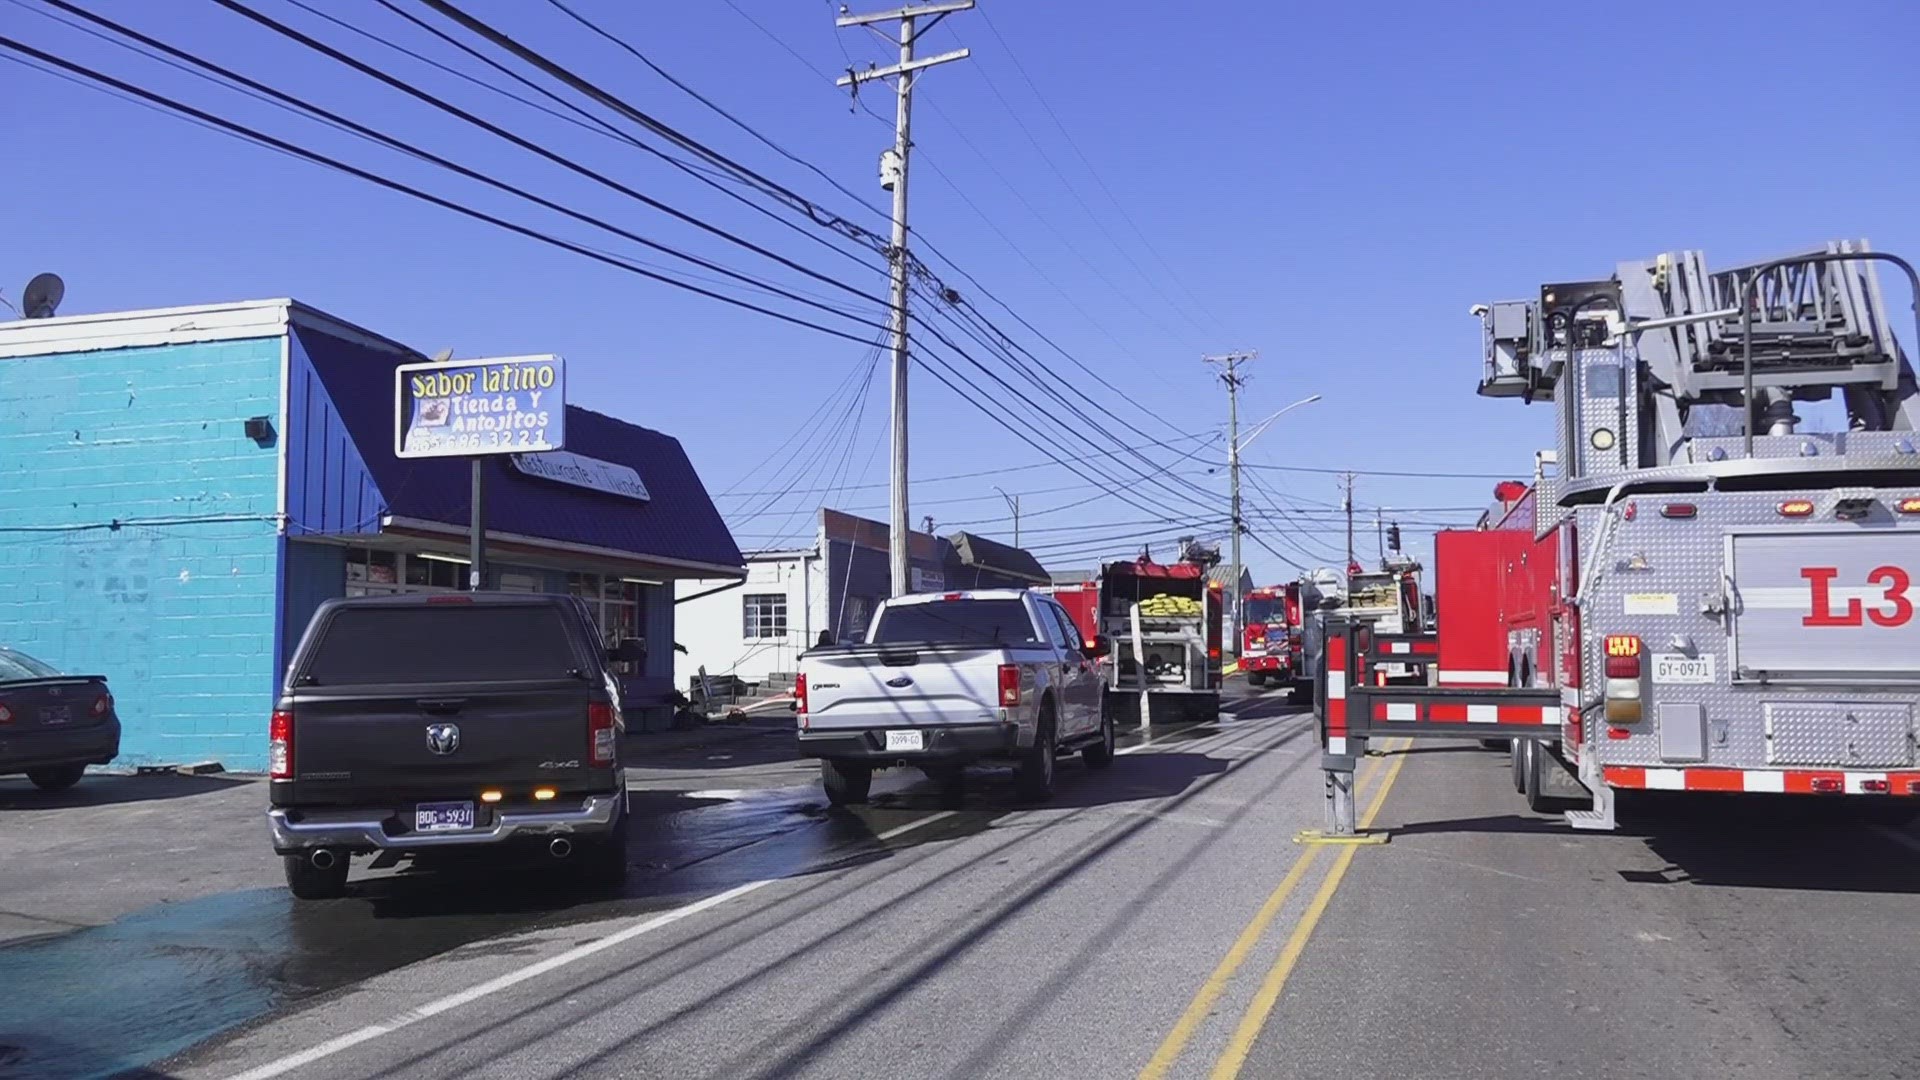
1618;794;1920;894
0;772;251;812
1390;813;1571;837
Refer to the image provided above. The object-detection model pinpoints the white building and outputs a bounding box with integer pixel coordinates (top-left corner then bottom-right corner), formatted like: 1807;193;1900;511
674;510;946;692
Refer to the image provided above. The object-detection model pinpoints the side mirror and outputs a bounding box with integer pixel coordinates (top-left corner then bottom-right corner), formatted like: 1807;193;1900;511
1081;635;1111;660
609;637;648;664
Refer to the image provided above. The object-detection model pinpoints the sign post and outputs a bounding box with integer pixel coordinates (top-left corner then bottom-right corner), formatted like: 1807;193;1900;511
395;354;566;591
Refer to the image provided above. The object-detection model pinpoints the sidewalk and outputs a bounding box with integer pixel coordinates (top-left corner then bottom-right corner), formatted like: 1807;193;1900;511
621;710;795;758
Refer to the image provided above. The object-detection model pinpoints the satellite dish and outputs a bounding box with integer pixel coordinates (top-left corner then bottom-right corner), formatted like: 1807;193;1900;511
22;273;64;319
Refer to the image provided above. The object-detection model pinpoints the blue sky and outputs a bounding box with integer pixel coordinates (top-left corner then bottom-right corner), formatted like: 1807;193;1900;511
4;0;1916;580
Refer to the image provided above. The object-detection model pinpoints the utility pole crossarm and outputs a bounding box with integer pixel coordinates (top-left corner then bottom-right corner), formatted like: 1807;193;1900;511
835;0;974;28
836;48;970;87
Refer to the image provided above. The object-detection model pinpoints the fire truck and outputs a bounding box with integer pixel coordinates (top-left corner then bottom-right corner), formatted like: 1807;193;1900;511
1317;240;1920;833
1238;584;1302;692
1097;553;1225;725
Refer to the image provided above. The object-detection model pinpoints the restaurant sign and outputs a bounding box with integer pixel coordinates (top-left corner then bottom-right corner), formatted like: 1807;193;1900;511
395;354;565;459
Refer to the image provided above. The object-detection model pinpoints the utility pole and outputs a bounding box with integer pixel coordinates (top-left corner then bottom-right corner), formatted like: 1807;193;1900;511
1205;350;1257;635
1375;507;1384;564
837;2;973;596
994;486;1021;548
1341;472;1357;573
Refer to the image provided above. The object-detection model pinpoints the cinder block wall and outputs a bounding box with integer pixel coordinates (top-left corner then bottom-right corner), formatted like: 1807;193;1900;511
0;336;283;769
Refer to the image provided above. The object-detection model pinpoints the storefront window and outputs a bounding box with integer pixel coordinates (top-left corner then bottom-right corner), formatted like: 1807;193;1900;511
344;549;401;597
570;572;650;675
743;593;788;640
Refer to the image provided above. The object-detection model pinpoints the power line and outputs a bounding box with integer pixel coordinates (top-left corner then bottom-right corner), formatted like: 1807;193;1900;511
34;0;889;338
971;5;1234;338
210;0;888;310
0;32;883;347
1235;461;1515;481
711;432;1218;497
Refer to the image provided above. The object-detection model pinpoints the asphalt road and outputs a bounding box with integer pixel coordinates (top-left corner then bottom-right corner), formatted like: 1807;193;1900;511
4;687;1919;1080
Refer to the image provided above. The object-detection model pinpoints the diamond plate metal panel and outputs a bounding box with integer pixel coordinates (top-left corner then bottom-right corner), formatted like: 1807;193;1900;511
1580;487;1920;771
1764;702;1913;767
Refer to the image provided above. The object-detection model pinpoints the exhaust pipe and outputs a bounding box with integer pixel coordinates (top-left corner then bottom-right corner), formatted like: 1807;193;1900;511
548;837;573;859
309;849;337;870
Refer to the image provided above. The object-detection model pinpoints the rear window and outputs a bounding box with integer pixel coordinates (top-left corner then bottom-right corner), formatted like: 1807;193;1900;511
0;649;60;681
871;599;1041;646
299;604;583;685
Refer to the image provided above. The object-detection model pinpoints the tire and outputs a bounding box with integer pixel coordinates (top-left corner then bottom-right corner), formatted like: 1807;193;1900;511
1479;738;1510;752
283;853;350;900
1523;741;1571;814
26;765;86;791
1247;672;1266;689
925;766;967;810
1511;739;1527;794
822;759;872;806
1015;706;1058;802
1082;711;1115;770
578;796;631;893
1289;681;1309;707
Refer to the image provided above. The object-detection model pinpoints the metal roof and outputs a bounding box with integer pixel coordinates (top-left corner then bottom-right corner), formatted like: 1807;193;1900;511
295;318;744;577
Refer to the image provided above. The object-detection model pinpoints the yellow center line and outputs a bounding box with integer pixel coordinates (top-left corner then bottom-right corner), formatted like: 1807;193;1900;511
1207;741;1413;1080
1136;750;1391;1080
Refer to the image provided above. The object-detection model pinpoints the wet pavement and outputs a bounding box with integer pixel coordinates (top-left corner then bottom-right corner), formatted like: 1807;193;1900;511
0;702;1286;1080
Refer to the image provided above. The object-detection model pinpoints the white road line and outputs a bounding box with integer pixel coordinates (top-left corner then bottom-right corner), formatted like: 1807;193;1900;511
222;809;956;1080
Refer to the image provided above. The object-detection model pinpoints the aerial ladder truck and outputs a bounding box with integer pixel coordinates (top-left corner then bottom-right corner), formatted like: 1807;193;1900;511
1319;240;1920;833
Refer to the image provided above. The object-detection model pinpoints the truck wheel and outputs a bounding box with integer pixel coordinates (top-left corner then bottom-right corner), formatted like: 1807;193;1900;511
925;766;967;809
1511;740;1527;794
1015;708;1057;802
283;852;350;900
1480;738;1510;752
26;765;85;791
1082;712;1115;770
822;759;872;807
1247;672;1266;688
1523;742;1571;814
578;800;631;893
1288;681;1308;706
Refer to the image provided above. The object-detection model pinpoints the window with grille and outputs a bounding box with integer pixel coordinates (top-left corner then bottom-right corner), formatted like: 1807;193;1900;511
743;593;788;640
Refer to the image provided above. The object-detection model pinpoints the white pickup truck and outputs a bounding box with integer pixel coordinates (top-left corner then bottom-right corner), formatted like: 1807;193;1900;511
796;590;1114;807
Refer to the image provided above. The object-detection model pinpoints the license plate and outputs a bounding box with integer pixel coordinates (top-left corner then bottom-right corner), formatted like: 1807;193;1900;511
1652;654;1715;684
415;801;476;832
884;729;924;752
39;705;70;726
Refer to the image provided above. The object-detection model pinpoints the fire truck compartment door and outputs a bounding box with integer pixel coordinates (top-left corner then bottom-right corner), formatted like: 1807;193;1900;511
1728;531;1920;678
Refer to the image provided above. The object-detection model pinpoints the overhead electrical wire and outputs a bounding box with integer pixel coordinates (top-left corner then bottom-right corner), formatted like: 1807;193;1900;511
31;0;889;339
0;32;884;347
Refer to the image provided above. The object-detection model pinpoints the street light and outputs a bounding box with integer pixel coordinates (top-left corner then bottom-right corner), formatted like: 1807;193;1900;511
1228;393;1320;641
992;486;1020;548
1236;393;1323;455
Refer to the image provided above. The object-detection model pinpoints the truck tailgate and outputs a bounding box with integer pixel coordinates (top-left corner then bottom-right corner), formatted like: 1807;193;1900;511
1731;530;1920;677
286;681;597;801
804;646;1005;731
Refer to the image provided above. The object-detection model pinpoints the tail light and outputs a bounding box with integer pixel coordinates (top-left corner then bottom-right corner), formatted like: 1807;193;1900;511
1602;635;1642;723
269;709;294;779
998;663;1021;707
794;672;808;716
0;702;12;725
1898;498;1920;515
1809;776;1843;794
91;693;113;717
588;701;619;766
1777;500;1815;518
1861;778;1890;794
1660;503;1697;519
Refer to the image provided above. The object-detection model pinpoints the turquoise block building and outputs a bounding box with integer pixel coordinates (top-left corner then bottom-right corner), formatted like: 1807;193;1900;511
0;301;743;771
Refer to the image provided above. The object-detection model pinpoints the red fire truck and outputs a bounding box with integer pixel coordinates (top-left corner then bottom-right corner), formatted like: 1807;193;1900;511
1316;240;1920;834
1239;584;1304;696
1098;556;1224;724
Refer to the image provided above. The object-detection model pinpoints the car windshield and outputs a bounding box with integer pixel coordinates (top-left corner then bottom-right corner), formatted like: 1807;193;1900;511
1244;597;1281;624
870;599;1040;646
0;648;61;681
298;604;581;685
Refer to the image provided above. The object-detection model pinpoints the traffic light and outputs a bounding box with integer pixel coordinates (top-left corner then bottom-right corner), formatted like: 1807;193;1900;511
1387;522;1402;551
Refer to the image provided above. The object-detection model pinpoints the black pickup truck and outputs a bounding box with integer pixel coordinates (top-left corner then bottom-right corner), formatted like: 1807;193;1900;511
267;592;642;900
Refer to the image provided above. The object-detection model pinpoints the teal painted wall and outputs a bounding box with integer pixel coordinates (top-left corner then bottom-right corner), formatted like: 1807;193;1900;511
0;336;283;769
